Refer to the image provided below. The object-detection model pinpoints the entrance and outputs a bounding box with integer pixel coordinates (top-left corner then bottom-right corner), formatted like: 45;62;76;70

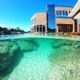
58;24;73;32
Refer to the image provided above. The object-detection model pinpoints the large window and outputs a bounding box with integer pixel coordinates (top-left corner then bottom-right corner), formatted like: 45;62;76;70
56;10;69;18
65;11;68;16
59;11;62;15
56;11;59;16
37;25;46;32
56;11;62;17
43;25;45;32
63;11;65;16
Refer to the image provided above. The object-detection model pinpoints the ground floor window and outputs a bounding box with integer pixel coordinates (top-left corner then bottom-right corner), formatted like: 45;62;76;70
36;25;46;33
43;26;45;32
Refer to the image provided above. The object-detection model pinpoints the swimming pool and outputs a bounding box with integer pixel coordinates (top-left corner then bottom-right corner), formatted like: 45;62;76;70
0;34;80;80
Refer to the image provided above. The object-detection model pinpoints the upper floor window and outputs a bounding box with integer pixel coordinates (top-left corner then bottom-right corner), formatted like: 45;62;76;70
59;11;62;15
65;11;68;16
56;11;62;17
56;10;69;18
63;11;65;16
56;11;59;16
62;11;68;16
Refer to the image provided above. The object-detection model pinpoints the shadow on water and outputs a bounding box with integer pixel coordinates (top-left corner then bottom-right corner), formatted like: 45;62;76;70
0;38;39;80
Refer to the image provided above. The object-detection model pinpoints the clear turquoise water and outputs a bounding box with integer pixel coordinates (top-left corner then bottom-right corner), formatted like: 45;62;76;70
0;34;80;80
7;38;53;80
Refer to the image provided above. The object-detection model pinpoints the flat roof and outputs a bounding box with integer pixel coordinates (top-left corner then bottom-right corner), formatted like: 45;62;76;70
55;5;73;8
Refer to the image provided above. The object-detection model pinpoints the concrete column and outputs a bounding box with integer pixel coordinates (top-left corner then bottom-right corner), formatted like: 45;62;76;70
36;26;37;32
34;26;35;32
39;26;40;33
40;26;41;33
42;26;43;33
45;25;47;33
73;20;75;32
56;25;59;33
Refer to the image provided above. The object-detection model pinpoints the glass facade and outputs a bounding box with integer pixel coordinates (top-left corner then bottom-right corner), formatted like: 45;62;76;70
47;4;56;30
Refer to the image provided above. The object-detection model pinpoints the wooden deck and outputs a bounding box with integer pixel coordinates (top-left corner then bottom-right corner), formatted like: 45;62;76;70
67;32;80;35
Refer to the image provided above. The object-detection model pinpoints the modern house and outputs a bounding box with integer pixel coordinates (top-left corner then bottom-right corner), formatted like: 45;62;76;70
69;0;80;32
31;4;76;33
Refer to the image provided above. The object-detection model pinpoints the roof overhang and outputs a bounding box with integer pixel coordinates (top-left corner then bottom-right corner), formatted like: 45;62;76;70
69;0;80;19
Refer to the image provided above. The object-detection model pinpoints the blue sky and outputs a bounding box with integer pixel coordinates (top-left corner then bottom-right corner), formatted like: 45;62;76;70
0;0;77;31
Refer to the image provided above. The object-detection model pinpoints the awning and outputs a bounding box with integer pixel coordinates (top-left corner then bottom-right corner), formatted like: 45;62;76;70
74;12;80;19
69;0;80;19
